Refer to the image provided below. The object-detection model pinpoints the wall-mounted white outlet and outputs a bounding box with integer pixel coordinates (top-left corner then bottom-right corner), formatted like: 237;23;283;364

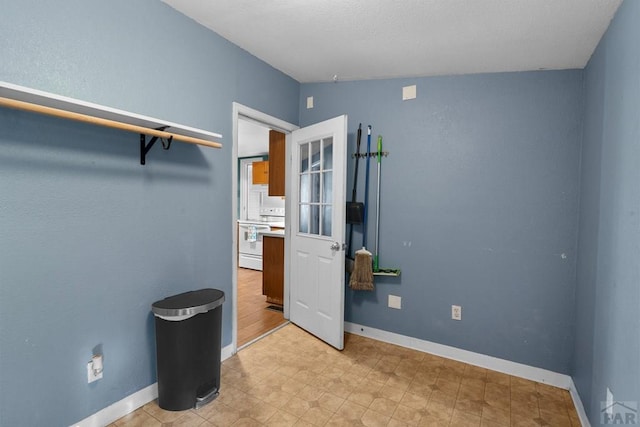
388;295;402;309
452;305;462;320
87;356;103;383
306;96;314;109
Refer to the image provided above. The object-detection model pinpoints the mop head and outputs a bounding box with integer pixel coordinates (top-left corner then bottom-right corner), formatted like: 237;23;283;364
349;248;374;291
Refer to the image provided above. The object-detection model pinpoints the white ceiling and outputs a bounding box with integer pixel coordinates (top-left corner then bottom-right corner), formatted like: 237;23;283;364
162;0;622;83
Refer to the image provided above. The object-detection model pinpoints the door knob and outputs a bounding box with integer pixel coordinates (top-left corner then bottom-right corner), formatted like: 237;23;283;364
330;242;345;251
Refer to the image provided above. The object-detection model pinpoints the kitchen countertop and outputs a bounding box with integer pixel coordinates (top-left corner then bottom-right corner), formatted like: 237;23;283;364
237;220;285;228
261;230;285;238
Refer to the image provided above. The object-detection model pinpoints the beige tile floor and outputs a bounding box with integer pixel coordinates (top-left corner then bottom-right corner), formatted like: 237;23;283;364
112;324;581;427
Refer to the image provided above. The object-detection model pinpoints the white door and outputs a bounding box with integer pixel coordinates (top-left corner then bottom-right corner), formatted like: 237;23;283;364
289;115;347;350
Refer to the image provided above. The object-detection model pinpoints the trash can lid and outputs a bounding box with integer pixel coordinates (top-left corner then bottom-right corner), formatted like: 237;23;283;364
151;288;225;318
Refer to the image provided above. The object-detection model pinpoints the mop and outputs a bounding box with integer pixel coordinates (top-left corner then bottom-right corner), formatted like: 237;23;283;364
349;247;374;290
373;135;401;276
349;126;374;290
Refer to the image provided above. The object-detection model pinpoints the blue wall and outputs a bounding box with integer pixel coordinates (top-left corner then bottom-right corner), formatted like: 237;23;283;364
0;1;298;425
300;70;583;374
574;0;640;424
1;0;636;425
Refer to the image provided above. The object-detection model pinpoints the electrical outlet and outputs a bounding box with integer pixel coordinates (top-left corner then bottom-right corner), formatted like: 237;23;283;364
452;305;462;320
87;361;103;383
388;295;402;309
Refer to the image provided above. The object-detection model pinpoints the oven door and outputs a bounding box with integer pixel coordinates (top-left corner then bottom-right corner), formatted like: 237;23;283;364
238;223;270;271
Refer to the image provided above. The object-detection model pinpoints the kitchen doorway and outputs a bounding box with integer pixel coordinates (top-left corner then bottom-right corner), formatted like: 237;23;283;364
231;103;298;351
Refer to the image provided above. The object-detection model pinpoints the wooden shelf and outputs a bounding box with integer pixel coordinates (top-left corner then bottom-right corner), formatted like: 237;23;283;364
0;81;222;164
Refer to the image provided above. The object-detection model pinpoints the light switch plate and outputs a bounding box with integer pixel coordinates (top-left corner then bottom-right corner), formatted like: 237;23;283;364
306;96;314;109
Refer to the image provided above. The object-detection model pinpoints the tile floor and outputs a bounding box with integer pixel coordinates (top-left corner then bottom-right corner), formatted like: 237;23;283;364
112;324;581;426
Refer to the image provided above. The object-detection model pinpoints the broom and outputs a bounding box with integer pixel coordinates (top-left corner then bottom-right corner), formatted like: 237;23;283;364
349;247;374;290
346;124;364;274
349;126;375;291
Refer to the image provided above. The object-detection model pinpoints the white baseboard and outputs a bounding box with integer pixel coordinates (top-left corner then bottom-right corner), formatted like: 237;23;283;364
222;342;235;361
71;343;234;427
569;378;591;427
345;322;571;388
71;383;158;427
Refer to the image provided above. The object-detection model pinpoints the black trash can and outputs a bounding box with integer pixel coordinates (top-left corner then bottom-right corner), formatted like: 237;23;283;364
151;288;225;411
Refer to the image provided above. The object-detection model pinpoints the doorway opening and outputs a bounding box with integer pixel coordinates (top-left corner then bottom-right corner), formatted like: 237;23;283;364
231;103;298;352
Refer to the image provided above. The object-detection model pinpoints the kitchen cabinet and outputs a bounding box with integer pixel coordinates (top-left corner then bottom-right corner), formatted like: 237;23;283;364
268;130;285;196
252;160;269;185
262;235;284;306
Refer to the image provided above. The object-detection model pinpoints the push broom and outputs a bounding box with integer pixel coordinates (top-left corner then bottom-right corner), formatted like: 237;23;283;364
349;126;374;290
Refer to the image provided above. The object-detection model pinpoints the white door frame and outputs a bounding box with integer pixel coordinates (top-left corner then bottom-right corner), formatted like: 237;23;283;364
231;102;298;353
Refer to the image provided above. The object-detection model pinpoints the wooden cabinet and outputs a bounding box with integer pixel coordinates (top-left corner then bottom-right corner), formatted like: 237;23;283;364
252;160;269;185
268;130;285;196
251;131;285;193
262;235;284;306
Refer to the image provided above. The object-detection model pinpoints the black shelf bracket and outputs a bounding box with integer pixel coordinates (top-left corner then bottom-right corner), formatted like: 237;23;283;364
140;127;171;165
352;151;390;159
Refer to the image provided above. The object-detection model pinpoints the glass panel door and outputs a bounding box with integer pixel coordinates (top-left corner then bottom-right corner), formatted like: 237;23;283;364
298;137;333;237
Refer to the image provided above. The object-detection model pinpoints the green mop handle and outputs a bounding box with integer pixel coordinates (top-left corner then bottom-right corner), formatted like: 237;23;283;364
374;135;382;272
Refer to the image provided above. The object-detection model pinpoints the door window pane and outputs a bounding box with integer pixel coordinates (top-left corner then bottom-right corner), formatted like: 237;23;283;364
300;173;310;203
299;204;309;233
311;172;320;203
322;171;332;204
300;143;309;173
322;205;332;236
311;140;321;171
322;137;333;170
310;205;320;235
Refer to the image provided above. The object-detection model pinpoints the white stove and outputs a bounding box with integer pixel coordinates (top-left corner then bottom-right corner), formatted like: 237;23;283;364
238;221;270;270
237;207;285;271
